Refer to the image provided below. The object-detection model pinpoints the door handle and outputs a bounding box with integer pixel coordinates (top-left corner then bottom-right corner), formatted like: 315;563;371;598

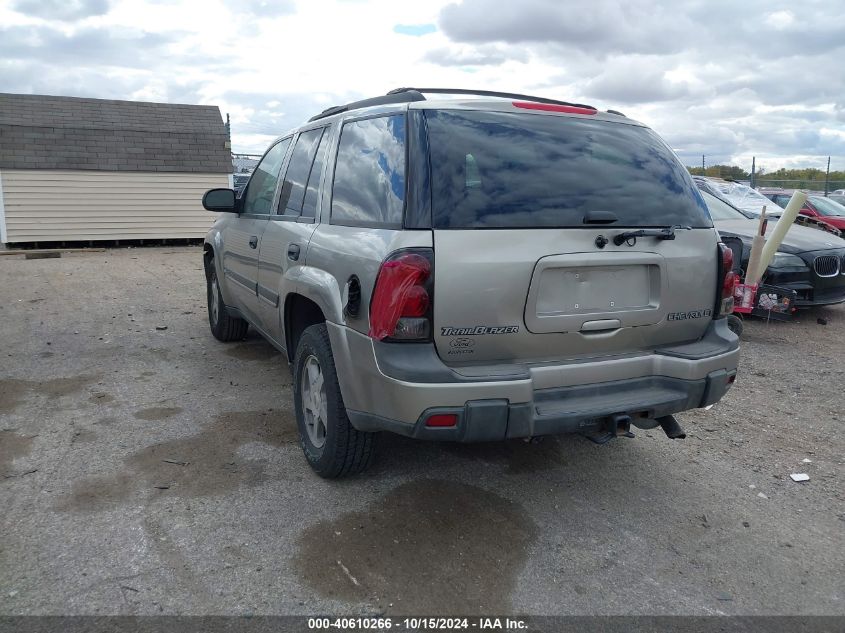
580;319;621;332
287;243;301;261
248;235;258;249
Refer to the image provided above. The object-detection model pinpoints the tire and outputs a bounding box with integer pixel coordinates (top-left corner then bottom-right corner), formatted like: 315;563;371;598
293;323;376;478
727;314;744;337
206;259;249;342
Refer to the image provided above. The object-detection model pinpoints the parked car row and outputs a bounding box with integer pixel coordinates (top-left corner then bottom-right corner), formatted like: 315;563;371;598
760;187;845;233
232;172;252;195
695;176;845;236
696;183;845;307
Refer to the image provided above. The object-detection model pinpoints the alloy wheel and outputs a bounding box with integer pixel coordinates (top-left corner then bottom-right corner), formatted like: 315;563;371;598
301;355;327;448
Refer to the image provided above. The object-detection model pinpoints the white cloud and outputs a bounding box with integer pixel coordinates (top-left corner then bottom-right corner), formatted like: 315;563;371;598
764;10;794;29
0;0;842;171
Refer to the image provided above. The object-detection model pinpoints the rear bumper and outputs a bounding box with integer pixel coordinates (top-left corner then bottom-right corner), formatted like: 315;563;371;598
328;319;739;441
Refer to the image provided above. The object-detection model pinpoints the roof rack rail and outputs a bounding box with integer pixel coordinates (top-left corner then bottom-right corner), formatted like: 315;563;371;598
308;90;426;122
388;87;595;110
308;87;597;122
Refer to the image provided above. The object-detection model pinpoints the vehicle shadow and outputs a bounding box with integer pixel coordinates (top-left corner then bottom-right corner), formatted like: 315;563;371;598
371;426;651;480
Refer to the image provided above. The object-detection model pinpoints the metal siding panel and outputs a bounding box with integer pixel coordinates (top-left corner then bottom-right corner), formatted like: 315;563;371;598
2;169;228;242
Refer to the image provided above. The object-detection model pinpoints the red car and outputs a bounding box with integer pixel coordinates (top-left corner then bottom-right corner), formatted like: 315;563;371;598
762;189;845;232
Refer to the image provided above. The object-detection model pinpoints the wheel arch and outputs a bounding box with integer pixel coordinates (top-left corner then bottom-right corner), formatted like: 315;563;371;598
202;242;215;278
284;293;327;363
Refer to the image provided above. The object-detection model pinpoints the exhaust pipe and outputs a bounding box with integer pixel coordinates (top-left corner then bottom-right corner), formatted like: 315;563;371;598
658;415;686;439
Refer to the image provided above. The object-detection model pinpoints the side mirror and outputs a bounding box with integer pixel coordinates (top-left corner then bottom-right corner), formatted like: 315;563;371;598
203;188;236;212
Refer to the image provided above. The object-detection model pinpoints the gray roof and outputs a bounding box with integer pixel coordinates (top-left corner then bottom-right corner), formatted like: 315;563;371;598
0;93;231;173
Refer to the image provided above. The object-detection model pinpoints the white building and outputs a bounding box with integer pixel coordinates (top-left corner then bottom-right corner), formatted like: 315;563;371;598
0;93;232;245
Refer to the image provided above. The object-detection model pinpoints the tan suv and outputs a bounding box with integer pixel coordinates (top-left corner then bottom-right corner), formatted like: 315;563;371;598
201;88;740;477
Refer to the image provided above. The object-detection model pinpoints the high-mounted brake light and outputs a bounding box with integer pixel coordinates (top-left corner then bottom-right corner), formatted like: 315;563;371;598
512;101;597;115
369;250;433;341
718;242;738;316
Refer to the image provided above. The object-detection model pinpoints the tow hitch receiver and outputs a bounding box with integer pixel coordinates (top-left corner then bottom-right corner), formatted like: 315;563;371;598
613;414;635;438
584;414;636;444
584;414;687;444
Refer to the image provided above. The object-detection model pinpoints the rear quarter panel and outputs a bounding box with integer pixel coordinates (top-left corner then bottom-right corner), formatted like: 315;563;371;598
303;226;433;330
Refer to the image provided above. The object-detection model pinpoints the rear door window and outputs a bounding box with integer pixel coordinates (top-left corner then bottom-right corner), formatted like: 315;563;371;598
330;114;405;228
424;110;711;229
301;130;331;219
277;127;326;217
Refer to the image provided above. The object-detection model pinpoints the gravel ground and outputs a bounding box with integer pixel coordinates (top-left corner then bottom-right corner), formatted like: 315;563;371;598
0;246;842;616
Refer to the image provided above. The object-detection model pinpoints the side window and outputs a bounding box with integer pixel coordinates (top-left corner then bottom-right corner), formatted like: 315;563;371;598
331;114;405;227
241;138;290;215
301;131;331;219
277;127;326;217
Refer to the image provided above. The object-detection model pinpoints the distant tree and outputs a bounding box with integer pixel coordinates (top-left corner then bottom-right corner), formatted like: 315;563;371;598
755;167;845;190
686;164;749;179
687;165;845;191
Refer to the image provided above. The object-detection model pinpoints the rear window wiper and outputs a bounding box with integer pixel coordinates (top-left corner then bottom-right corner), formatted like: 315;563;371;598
613;225;691;246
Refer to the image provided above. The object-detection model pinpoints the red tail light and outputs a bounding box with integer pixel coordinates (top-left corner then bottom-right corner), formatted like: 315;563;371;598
369;249;433;341
718;242;738;316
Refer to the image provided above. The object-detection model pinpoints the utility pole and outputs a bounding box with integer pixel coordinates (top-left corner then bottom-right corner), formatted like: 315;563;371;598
751;156;756;188
702;155;705;174
824;156;831;196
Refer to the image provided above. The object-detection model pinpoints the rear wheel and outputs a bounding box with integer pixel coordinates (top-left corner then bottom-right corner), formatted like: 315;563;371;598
293;323;376;478
206;259;249;342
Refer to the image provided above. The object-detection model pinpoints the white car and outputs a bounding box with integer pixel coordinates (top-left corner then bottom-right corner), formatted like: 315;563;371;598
693;177;781;218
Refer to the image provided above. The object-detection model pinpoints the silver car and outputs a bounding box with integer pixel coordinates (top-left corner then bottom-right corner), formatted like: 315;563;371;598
201;88;740;477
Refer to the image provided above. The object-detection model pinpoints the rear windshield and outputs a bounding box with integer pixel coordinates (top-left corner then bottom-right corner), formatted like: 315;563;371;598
424;110;712;229
712;182;772;208
701;191;750;221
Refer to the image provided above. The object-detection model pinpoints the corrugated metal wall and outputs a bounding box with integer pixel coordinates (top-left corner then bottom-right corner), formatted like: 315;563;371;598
0;169;228;243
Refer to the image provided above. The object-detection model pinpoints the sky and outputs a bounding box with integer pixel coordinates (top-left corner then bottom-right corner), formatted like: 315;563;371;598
1;0;843;172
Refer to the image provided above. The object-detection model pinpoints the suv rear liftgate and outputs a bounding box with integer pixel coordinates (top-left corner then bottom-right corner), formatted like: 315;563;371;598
416;106;736;442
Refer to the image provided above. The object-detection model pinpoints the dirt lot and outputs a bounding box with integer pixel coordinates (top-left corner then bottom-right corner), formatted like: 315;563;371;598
0;246;843;616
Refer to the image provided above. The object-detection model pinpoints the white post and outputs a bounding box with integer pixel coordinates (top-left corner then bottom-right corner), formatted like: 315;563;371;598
745;207;767;286
755;191;808;279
